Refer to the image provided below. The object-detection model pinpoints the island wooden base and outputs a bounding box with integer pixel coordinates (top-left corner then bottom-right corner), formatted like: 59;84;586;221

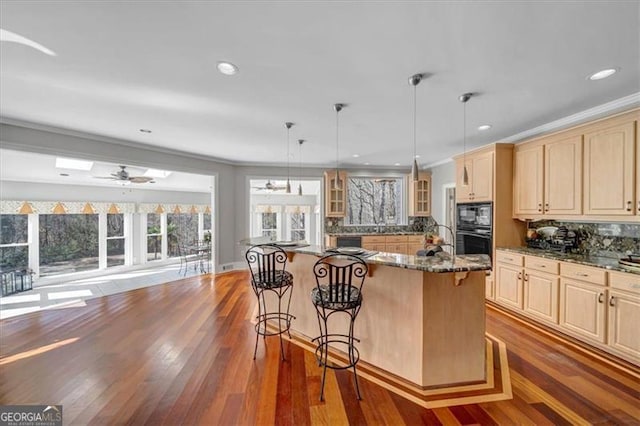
263;252;488;388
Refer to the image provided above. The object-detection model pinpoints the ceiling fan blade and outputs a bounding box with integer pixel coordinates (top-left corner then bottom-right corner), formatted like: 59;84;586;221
129;176;154;183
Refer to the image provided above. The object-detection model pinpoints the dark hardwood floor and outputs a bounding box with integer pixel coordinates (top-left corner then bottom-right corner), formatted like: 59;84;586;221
1;271;638;425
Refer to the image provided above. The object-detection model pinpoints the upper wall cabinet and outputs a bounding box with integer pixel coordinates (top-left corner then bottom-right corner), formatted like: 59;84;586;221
513;109;639;221
513;134;582;217
324;171;347;217
583;121;635;216
408;172;432;217
455;151;494;203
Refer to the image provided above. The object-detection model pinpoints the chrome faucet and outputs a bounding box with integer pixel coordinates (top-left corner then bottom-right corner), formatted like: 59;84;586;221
433;224;455;261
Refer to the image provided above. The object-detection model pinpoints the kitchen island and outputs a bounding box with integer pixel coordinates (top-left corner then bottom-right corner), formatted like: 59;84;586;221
253;243;492;389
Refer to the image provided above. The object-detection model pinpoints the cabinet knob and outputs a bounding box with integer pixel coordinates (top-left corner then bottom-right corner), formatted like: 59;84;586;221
609;296;615;307
597;293;604;303
517;272;522;279
637;201;640;213
537;203;542;213
576;272;589;277
627;201;632;212
524;273;529;281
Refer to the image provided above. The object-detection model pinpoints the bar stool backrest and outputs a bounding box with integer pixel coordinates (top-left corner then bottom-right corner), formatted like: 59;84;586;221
313;254;368;305
245;244;288;287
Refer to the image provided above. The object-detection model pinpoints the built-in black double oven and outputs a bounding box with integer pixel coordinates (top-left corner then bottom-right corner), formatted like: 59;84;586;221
455;202;493;259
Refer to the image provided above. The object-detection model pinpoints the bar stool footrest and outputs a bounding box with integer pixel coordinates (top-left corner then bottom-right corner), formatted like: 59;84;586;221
312;333;360;369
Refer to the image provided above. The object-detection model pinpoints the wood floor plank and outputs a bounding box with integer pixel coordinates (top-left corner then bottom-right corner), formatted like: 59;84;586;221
1;270;639;425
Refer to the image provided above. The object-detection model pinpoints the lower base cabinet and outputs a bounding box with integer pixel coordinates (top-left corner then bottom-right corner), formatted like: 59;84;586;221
494;249;640;366
524;271;559;324
559;278;606;344
608;289;640;360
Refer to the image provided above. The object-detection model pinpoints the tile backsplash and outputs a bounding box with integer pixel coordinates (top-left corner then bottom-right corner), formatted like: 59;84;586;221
528;220;640;258
325;216;437;234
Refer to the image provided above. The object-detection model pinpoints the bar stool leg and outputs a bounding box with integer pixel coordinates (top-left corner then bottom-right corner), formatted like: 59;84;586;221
349;315;362;399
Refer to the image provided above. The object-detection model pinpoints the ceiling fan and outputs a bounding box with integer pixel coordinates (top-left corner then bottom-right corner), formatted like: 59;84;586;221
251;179;287;192
94;165;155;184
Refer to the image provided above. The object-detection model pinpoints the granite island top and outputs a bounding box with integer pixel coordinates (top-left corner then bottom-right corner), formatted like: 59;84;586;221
326;232;425;236
288;244;491;273
498;246;639;275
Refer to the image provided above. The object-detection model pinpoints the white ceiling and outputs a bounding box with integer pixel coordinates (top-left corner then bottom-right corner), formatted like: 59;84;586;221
0;149;212;192
0;2;638;169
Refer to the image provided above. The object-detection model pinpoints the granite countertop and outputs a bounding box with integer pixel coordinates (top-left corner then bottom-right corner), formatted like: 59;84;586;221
498;247;639;275
289;245;491;273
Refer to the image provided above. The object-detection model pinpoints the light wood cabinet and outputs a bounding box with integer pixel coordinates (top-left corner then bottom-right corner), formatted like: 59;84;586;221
545;135;582;215
485;271;494;300
607;289;640;361
324;171;347;217
495;250;640;365
408;172;432;217
524;270;559;324
513;144;544;215
583;121;635;216
559;277;607;344
495;262;523;309
361;234;423;255
456;151;494;202
637;122;640;215
513;135;582;217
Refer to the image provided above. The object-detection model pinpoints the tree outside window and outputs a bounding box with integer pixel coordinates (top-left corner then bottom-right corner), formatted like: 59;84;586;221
261;212;277;240
107;214;125;267
0;214;29;271
290;212;306;241
345;177;403;225
147;213;162;261
39;214;99;277
167;213;198;257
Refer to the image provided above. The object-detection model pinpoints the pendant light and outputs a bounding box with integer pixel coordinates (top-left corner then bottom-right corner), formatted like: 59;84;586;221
284;122;294;193
408;73;423;181
297;139;305;196
459;93;472;186
333;103;345;190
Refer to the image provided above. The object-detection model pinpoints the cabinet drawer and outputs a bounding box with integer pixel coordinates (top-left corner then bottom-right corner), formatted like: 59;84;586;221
362;236;386;244
560;263;607;286
406;235;424;244
609;271;640;295
496;251;524;267
385;235;409;243
525;256;560;274
385;243;408;255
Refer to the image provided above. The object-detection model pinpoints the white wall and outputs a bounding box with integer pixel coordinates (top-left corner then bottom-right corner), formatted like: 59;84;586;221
427;161;455;226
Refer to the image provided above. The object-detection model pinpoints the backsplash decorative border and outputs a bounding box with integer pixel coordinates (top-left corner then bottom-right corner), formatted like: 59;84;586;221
528;220;640;258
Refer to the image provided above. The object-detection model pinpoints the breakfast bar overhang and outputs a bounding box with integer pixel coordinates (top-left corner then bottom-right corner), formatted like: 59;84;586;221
264;245;492;389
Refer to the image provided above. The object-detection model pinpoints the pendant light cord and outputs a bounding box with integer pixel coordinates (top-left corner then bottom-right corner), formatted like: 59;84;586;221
413;84;417;160
287;126;290;182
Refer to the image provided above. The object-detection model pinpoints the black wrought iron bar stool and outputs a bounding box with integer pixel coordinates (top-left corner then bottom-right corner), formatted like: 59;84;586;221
311;254;368;400
245;244;295;361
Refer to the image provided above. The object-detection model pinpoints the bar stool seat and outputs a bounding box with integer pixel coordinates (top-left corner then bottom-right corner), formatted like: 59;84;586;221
245;244;295;361
311;254;368;401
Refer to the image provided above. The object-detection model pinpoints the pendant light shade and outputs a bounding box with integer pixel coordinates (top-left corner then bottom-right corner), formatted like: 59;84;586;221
297;139;305;196
459;93;472;186
409;73;423;181
333;103;345;190
284;122;294;193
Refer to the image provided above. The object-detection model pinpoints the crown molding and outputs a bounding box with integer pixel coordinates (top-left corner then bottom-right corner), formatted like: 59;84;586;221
423;92;640;168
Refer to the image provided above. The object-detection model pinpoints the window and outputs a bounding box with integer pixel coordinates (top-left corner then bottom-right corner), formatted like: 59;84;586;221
106;214;125;267
39;214;99;277
203;213;212;232
167;213;198;257
0;214;29;271
290;212;306;241
147;213;162;261
261;212;278;239
345;177;404;225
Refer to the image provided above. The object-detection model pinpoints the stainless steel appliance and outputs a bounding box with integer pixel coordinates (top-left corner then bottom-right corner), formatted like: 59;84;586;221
456;202;492;258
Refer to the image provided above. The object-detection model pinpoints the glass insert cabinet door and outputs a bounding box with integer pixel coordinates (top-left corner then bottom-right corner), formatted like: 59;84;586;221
324;171;347;217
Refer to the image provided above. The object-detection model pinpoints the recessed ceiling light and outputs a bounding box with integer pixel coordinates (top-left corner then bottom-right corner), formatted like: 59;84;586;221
394;163;401;166
414;155;420;158
352;154;360;158
478;124;492;131
588;68;618;81
364;162;370;165
139;129;152;133
144;168;172;178
55;157;94;171
217;61;239;76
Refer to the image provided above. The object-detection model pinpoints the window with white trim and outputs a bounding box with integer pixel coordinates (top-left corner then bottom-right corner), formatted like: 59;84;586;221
146;213;162;262
106;213;125;267
0;214;29;271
